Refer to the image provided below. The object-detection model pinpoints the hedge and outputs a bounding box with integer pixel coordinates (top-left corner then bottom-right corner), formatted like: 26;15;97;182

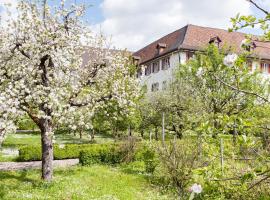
18;141;157;173
79;144;124;165
18;144;98;161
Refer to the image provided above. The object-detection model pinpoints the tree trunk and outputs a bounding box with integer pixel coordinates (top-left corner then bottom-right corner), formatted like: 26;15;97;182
141;131;144;139
0;129;4;148
128;125;132;137
155;127;158;140
90;129;95;141
40;119;53;181
79;130;83;139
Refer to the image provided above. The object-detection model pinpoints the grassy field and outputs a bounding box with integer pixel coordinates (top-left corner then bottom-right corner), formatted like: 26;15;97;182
0;165;172;200
2;133;114;147
0;133;114;162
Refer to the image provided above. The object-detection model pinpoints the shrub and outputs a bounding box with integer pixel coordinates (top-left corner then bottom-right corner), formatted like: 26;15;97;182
79;144;124;165
135;144;158;174
18;145;41;161
18;144;98;161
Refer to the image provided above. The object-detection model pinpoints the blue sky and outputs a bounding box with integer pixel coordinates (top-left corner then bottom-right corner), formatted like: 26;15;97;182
47;0;104;25
0;0;269;51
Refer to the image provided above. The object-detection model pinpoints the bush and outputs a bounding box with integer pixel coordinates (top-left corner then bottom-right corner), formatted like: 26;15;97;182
18;144;98;161
79;144;124;165
135;144;158;174
18;145;41;161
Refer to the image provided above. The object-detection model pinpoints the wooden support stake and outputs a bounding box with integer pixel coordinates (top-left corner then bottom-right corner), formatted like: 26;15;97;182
220;138;224;175
162;112;165;146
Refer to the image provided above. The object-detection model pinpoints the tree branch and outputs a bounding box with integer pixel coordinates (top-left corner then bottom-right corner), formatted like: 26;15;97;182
69;94;113;107
11;43;31;59
248;175;270;190
214;75;270;103
247;0;269;15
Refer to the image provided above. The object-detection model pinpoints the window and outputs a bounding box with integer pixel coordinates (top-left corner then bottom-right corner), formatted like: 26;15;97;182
162;57;170;70
186;51;194;60
260;62;270;74
247;60;252;71
145;64;151;76
152;61;160;73
151;82;159;92
162;81;167;90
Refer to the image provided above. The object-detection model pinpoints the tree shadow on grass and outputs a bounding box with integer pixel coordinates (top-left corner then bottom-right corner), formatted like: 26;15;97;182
0;170;38;184
0;170;39;199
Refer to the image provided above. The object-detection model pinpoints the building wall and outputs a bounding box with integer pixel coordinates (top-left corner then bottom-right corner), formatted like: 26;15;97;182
138;51;187;93
138;51;269;94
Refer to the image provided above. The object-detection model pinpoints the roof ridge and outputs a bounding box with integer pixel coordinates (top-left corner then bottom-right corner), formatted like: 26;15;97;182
134;25;189;54
187;24;262;38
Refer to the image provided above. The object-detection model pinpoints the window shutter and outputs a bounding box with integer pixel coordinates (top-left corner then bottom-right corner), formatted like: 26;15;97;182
268;63;270;74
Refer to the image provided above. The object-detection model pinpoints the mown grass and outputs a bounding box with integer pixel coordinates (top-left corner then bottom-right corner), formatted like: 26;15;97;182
0;165;172;200
2;133;114;148
0;133;114;162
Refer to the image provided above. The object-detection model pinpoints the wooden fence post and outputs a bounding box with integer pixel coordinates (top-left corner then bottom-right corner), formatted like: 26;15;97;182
162;112;165;146
220;138;224;175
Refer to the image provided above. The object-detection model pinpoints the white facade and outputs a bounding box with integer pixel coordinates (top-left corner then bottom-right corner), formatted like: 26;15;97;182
138;51;187;93
138;51;269;94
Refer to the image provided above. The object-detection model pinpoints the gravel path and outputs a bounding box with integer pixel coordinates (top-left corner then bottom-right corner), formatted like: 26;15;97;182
0;159;79;171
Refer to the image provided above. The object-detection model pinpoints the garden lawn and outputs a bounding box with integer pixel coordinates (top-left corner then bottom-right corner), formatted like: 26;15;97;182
2;133;114;148
0;165;172;200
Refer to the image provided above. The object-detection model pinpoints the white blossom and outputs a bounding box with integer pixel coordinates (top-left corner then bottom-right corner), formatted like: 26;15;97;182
196;67;204;77
190;183;202;194
0;1;140;142
223;53;238;67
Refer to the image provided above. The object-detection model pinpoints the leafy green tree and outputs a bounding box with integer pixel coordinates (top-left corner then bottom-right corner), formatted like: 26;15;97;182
174;44;262;137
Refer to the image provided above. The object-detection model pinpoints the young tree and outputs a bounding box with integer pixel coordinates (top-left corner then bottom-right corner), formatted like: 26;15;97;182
0;1;139;181
175;45;262;137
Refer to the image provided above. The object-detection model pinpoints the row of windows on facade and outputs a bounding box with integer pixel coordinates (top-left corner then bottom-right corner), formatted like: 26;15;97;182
151;81;167;92
136;57;170;78
260;62;270;74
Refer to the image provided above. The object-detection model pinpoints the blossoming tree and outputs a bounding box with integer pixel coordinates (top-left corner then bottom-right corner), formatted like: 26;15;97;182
0;1;139;181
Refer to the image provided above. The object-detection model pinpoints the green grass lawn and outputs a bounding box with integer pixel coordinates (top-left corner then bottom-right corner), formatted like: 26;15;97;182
2;133;114;148
0;133;114;162
0;165;172;200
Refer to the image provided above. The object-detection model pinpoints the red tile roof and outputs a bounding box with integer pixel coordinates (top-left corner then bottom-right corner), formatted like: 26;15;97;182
133;24;270;64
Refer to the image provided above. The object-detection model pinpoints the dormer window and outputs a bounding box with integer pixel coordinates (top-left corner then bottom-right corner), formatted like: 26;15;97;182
132;56;141;65
209;36;222;47
156;43;167;54
241;39;256;52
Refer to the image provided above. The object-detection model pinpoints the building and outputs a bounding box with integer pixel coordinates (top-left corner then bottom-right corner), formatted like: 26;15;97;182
132;24;270;93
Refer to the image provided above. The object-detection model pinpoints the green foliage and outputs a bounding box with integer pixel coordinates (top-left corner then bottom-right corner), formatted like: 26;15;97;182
140;145;158;173
15;115;38;130
18;144;101;161
230;3;270;41
174;44;262;137
79;144;124;165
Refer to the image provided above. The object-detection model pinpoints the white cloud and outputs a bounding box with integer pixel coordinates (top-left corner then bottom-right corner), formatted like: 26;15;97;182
94;0;252;51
